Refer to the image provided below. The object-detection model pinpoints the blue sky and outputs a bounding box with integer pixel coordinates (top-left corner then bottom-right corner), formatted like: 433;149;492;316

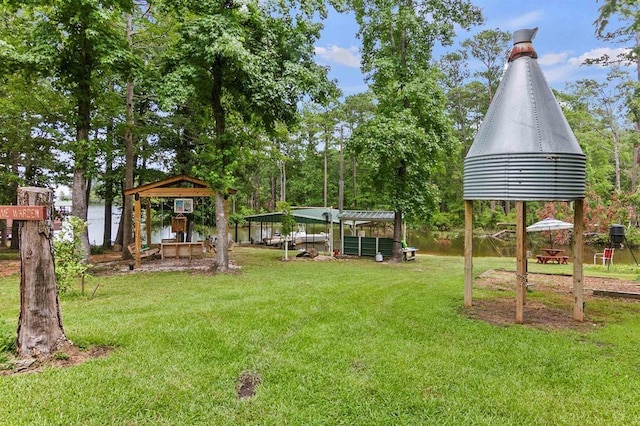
315;0;629;96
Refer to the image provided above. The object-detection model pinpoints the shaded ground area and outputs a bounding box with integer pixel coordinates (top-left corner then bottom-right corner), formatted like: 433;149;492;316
1;342;112;376
467;269;640;330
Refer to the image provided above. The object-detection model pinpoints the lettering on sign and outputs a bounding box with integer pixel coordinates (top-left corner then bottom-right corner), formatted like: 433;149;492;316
0;206;47;221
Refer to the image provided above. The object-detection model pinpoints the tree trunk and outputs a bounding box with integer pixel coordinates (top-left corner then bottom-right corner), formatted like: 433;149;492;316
392;210;403;262
72;168;90;260
16;187;67;358
10;152;19;250
72;20;93;262
215;192;229;272
211;62;231;272
121;13;135;260
352;156;357;208
324;138;328;207
103;128;114;248
339;126;344;212
612;127;622;192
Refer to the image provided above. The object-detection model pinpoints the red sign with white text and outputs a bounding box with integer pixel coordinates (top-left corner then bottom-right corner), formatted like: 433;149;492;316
0;206;47;221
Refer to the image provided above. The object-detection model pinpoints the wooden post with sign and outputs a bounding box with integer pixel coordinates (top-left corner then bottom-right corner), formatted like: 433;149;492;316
12;187;68;357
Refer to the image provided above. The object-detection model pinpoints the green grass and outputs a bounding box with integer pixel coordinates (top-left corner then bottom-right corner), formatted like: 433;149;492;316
1;249;640;424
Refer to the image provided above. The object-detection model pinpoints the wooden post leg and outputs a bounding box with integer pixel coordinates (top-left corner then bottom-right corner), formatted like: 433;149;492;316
135;195;142;269
464;200;473;307
573;199;584;321
516;201;526;324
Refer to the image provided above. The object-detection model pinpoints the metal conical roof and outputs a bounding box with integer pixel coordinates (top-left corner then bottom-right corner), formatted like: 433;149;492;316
463;29;585;201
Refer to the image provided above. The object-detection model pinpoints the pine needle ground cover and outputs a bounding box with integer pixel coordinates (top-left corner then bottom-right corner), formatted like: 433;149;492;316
1;248;640;424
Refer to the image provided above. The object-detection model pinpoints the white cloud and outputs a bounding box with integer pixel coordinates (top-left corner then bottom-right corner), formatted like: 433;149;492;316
505;11;543;31
539;64;575;85
314;45;361;68
568;47;631;67
538;52;568;66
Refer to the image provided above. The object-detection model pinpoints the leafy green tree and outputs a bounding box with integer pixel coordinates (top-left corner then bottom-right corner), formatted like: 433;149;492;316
276;201;296;260
346;0;482;261
593;0;640;190
8;0;135;260
158;0;337;271
54;217;92;294
567;69;636;193
556;89;615;199
461;28;511;104
338;92;375;209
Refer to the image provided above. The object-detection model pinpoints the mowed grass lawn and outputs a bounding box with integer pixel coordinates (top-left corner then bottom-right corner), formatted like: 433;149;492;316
2;248;640;425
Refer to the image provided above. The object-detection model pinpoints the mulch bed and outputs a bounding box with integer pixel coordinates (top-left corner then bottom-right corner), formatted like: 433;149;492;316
466;269;640;330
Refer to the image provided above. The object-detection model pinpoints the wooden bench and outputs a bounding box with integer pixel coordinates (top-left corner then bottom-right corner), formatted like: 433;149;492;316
127;243;160;260
160;242;204;259
402;247;417;261
536;255;568;264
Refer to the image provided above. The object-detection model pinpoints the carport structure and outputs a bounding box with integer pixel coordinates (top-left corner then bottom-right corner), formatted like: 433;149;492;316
244;207;340;251
338;210;396;258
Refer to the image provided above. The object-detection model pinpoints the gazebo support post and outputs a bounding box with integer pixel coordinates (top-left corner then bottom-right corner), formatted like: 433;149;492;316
516;201;527;324
145;202;152;247
134;194;141;269
573;199;584;321
464;200;473;307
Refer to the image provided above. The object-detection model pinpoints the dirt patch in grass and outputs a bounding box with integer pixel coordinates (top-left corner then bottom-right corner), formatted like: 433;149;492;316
2;341;113;376
236;371;261;399
0;249;241;277
0;260;19;277
467;269;640;330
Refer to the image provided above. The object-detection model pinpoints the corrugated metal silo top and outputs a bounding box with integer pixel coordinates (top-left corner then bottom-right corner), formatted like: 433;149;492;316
463;28;586;201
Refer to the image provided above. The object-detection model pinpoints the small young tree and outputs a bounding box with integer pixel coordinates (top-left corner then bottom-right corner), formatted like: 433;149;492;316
53;216;92;294
277;201;296;260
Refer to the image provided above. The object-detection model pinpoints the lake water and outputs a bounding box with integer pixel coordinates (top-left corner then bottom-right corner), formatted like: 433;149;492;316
87;205;121;245
83;206;639;265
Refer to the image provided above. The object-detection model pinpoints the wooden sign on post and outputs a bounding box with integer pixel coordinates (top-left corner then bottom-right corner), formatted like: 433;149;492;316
14;188;67;358
0;205;47;221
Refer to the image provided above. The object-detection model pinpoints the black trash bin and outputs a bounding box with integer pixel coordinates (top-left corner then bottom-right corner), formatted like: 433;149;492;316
609;224;625;245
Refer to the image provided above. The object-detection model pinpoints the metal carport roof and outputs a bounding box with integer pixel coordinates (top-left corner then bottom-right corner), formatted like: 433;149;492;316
244;208;341;224
245;208;396;225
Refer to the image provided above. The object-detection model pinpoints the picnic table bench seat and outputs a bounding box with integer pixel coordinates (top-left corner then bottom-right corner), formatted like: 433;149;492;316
536;254;568;264
127;243;160;260
402;247;417;261
160;241;205;259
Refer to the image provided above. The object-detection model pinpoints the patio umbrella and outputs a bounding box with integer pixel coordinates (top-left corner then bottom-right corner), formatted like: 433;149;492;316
526;217;573;247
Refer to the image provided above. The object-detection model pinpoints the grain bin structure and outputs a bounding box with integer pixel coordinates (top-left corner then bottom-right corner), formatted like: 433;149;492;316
462;28;586;323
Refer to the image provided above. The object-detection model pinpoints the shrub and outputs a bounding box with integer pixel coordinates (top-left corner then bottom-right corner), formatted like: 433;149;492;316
54;217;92;293
0;316;15;367
432;211;455;231
90;245;104;255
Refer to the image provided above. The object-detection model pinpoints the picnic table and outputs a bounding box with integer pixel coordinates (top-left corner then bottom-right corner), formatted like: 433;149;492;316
536;248;568;264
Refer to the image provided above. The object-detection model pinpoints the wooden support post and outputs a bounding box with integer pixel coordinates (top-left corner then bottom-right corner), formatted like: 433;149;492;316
134;194;142;269
145;202;152;247
516;201;527;324
16;187;68;357
573;199;584;321
464;200;473;307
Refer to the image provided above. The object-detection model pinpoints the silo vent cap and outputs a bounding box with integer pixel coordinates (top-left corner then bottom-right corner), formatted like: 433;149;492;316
513;27;538;45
